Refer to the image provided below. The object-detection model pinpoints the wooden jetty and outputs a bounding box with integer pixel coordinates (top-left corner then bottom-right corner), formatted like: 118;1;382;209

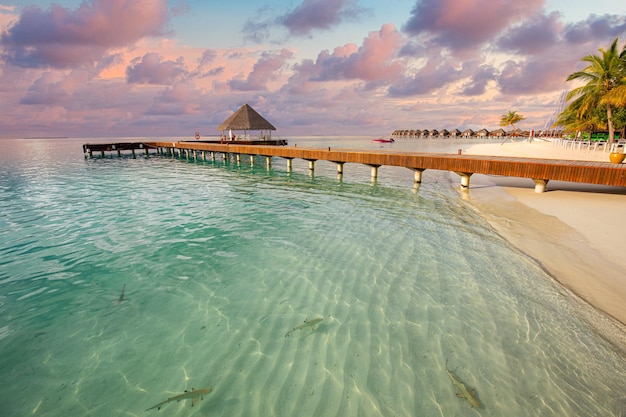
83;141;626;192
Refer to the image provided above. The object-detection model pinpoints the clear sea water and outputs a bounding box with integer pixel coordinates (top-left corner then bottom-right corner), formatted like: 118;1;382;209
1;137;625;417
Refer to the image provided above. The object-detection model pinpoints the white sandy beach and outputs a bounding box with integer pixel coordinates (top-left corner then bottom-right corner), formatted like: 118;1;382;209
462;140;626;333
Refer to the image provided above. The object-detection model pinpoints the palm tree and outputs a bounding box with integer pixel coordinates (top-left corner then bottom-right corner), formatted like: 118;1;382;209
499;110;525;144
565;38;626;143
500;110;525;131
554;102;601;139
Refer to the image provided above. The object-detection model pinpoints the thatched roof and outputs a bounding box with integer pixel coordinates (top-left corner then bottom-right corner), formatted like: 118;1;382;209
217;104;276;131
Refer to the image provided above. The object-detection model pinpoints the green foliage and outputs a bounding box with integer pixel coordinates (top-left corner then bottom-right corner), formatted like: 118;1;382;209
560;38;626;141
499;110;525;128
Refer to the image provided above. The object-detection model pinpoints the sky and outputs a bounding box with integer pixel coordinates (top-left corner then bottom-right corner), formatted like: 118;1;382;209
0;0;625;138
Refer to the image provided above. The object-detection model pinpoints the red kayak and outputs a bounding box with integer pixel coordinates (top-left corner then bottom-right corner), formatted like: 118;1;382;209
372;138;395;143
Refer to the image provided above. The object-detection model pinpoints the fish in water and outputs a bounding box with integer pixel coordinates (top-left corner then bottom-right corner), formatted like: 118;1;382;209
145;387;213;411
115;284;126;305
285;317;323;338
445;360;480;408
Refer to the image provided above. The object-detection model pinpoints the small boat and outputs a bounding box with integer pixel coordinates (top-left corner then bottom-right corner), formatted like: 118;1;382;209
372;138;395;143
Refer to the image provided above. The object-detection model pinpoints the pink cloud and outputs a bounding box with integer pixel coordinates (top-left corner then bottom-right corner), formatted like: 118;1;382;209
496;11;562;54
388;56;464;97
20;72;69;105
564;14;626;44
228;49;294;91
280;0;367;36
403;0;543;51
126;53;188;85
243;0;369;42
497;57;571;96
1;0;168;69
460;64;497;96
290;24;404;86
146;82;201;116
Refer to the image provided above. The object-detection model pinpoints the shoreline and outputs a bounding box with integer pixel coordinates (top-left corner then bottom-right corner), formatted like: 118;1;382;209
462;140;626;348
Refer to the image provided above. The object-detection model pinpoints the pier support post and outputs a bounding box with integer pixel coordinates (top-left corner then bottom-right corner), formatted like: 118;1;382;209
236;154;241;165
210;151;216;161
336;163;344;174
266;156;272;170
368;165;380;179
250;155;255;166
412;168;425;183
308;160;315;171
533;179;549;193
454;172;473;189
131;149;135;158
286;158;293;172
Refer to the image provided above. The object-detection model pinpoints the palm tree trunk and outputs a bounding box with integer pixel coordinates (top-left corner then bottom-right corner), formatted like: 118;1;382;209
607;103;615;143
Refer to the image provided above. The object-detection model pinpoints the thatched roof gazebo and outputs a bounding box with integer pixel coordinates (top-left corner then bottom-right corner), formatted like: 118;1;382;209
217;104;276;141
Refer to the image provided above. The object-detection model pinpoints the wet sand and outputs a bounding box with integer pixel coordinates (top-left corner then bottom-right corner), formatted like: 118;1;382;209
463;140;626;334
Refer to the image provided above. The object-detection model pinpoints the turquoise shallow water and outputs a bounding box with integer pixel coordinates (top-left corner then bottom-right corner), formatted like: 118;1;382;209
1;137;625;417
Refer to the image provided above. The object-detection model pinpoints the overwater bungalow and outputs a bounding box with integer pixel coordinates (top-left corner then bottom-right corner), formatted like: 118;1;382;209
450;128;461;137
438;129;450;138
461;128;475;138
476;128;490;138
490;128;506;138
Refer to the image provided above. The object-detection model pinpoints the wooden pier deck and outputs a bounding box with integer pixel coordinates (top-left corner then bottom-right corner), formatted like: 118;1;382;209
83;141;626;192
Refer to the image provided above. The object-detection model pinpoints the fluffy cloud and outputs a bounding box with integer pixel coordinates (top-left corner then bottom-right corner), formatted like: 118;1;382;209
460;64;497;96
279;0;367;36
495;11;562;54
243;0;368;42
497;57;572;96
126;53;188;85
563;14;626;44
1;0;168;69
403;0;543;51
146;81;201;116
228;49;294;91
388;57;465;97
20;72;69;105
287;24;404;89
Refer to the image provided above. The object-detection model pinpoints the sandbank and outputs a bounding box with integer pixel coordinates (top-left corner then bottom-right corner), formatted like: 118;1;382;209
461;139;626;339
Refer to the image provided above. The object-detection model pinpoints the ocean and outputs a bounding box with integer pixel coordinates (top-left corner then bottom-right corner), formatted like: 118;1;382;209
0;136;624;417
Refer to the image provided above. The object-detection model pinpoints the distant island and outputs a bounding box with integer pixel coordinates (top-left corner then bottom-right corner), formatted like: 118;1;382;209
23;136;69;139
